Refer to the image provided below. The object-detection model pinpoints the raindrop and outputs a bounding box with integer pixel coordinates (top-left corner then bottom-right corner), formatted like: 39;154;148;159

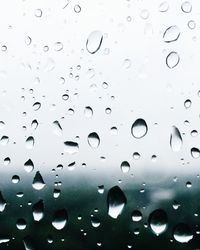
32;200;44;221
86;30;103;54
91;216;101;227
107;186;127;219
148;209;168;235
12;175;20;184
64;141;79;154
184;99;192;109
191;130;198;137
98;185;104;194
0;235;10;244
32;171;46;190
53;189;61;198
188;20;196;29
25;36;32;46
163;26;180;43
24;159;34;173
53;121;62;136
181;1;192;13
120;161;130;173
84;106;93;118
0;192;6;212
16;218;27;230
131;118;148;139
0;136;9;146
25;136;34;149
23;235;36;250
33;102;41;111
173;223;193;243
52;209;68;230
74;5;81;13
170;126;182;152
159;1;169;12
54;42;63;51
191;147;200;158
132;210;142;222
133;152;140;160
88;132;100;148
31;120;38;130
35;9;42;17
166;52;180;69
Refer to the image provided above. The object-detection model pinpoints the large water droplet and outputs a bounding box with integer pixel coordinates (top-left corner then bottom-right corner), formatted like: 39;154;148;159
53;121;62;136
107;186;127;219
120;161;130;173
64;141;79;154
0;192;6;212
52;209;68;230
32;171;46;190
32;200;44;221
148;209;168;235
170;126;182;152
163;26;180;43
131;119;148;139
86;31;103;54
131;210;142;222
166;52;180;69
173;223;193;243
88;132;100;148
16;218;27;230
24;159;34;173
26;136;34;149
191;147;200;158
181;1;192;13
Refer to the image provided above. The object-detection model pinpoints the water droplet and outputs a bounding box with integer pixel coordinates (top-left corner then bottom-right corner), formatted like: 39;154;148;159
98;185;104;194
173;223;193;243
166;52;180;69
123;59;132;69
86;31;103;54
23;235;35;250
181;1;192;13
0;136;9;146
163;26;180;43
24;159;34;173
35;9;42;17
53;121;62;136
25;36;32;46
91;216;101;227
131;118;148;139
32;200;44;221
16;218;27;230
184;99;192;109
148;209;168;235
32;171;46;190
52;209;68;230
64;141;79;154
88;132;100;148
0;192;6;212
191;130;198;137
33;102;41;111
188;20;196;29
191;147;200;158
107;186;127;219
132;210;142;222
31;119;38;130
159;1;169;12
26;136;34;149
53;189;61;198
54;42;63;51
84;106;93;118
74;5;81;13
133;152;141;160
12;175;20;184
170;126;182;152
140;9;149;19
120;161;130;173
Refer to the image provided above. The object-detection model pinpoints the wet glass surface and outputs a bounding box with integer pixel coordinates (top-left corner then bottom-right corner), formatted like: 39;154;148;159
0;0;199;249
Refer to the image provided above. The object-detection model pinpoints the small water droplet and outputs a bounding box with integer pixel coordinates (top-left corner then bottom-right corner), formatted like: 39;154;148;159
25;136;34;149
163;26;180;43
131;118;148;139
24;159;34;173
35;9;42;17
132;210;142;222
91;216;101;227
31;119;38;130
181;1;192;13
54;42;63;51
16;218;27;230
184;99;192;109
0;192;6;212
64;141;79;154
12;175;20;184
33;102;41;111
170;126;182;152
120;161;130;173
88;132;100;148
52;209;68;230
84;106;93;118
148;209;168;235
32;200;44;221
159;1;169;12
74;5;81;13
191;147;200;158
86;31;103;54
107;186;127;219
0;136;9;146
53;121;62;136
32;171;46;190
166;52;180;69
173;223;193;243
